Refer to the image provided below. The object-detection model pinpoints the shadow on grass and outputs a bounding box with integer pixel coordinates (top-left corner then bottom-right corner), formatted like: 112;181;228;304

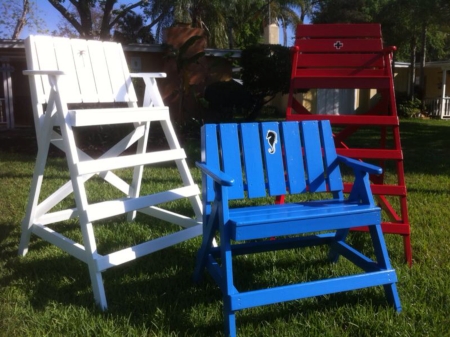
1;219;396;336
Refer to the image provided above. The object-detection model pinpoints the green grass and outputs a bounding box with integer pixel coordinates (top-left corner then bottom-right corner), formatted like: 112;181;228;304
1;119;450;336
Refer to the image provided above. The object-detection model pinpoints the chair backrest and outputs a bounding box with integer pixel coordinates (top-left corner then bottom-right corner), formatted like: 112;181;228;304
24;35;139;134
201;120;343;202
292;24;391;87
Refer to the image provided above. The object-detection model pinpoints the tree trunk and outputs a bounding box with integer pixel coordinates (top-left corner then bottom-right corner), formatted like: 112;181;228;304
409;38;417;99
419;22;427;103
12;0;30;39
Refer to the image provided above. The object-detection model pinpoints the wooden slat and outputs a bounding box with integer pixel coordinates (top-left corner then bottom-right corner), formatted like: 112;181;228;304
301;121;327;192
281;122;307;194
336;148;403;160
286;114;399;126
32;36;57;104
102;41;131;102
292;76;390;89
260;122;287;196
70;39;99;103
296;39;383;53
319;121;343;192
53;37;83;103
296;24;381;38
296;54;384;68
240;123;266;198
220;124;245;200
87;40;115;102
76;149;186;176
69;106;169;126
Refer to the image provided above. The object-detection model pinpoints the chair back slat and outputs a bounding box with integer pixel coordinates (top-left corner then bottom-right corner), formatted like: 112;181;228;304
69;38;101;103
201;121;343;203
300;121;327;192
281;122;307;194
219;124;245;200
296;54;384;69
260;122;287;196
25;35;137;105
296;39;383;53
296;23;381;38
240;123;266;198
319;121;343;192
86;40;116;102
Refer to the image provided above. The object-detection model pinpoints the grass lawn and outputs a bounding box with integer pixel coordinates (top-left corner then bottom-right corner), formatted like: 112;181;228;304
0;119;449;336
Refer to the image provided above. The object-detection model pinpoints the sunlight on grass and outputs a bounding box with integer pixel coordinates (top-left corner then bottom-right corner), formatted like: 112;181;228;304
1;119;449;336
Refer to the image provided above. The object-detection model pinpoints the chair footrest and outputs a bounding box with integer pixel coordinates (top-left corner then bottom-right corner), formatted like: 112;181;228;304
229;269;398;311
68;106;169;126
229;201;380;240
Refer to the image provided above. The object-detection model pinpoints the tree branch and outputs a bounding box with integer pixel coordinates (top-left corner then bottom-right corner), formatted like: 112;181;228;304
48;0;83;34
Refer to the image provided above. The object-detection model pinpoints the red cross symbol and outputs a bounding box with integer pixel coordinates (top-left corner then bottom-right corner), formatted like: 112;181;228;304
334;41;344;49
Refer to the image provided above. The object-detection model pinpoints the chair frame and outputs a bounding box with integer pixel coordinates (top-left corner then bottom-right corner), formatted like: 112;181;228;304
194;120;401;336
18;35;203;309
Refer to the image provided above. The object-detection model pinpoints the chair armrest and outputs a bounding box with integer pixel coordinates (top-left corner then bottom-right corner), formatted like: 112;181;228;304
23;70;66;76
196;162;234;186
337;155;382;175
130;72;167;79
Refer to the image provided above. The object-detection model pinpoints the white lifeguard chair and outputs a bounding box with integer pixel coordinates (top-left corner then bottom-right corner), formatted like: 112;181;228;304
18;35;203;309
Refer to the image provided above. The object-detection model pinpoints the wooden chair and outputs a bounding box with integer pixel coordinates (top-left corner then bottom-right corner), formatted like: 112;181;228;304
286;24;411;266
18;35;203;309
194;120;401;337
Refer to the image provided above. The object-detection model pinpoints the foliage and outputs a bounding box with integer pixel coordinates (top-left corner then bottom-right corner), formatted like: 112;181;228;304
240;43;292;120
0;0;47;38
163;35;206;121
311;0;387;23
396;92;423;118
113;11;154;44
47;0;151;39
204;80;254;122
1;119;450;336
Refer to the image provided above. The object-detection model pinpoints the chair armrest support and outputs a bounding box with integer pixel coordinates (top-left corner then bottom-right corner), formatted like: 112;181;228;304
337;155;382;175
196;162;234;187
130;72;167;79
23;70;66;76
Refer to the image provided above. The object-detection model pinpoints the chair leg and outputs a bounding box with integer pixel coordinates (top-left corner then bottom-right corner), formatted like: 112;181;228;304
368;224;402;312
224;299;237;337
194;207;219;283
19;122;53;256
328;228;350;263
87;262;107;310
127;122;150;222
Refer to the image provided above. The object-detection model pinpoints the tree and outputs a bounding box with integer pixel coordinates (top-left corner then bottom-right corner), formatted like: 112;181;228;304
311;0;386;23
240;44;292;119
113;11;154;43
0;0;47;39
47;0;152;39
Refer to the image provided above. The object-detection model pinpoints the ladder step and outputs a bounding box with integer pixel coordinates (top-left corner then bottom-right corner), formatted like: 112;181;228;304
76;149;186;175
69;106;169;126
86;185;201;222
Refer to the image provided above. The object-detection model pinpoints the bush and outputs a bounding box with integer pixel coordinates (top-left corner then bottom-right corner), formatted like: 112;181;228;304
240;44;292;120
396;92;422;118
203;80;254;122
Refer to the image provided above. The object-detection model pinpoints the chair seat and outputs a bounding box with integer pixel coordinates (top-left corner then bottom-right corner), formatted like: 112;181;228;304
229;201;380;240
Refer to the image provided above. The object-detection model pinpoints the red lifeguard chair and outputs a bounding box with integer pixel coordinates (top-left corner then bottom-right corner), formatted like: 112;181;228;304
286;23;411;265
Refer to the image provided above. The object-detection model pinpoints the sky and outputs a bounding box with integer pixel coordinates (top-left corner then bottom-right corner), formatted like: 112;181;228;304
23;0;298;46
